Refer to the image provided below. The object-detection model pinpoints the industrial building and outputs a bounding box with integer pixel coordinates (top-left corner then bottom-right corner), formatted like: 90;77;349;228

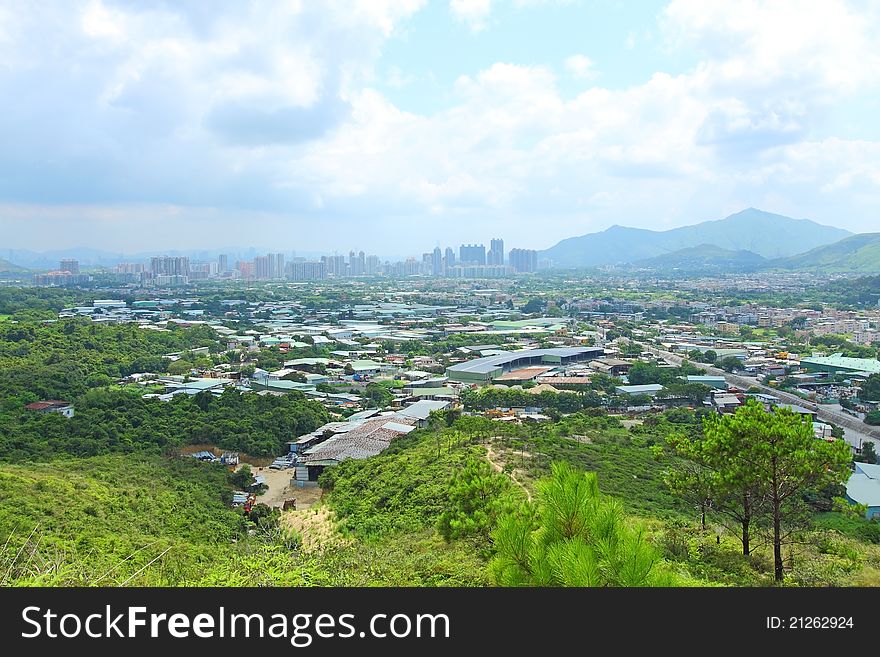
446;347;604;383
799;355;880;376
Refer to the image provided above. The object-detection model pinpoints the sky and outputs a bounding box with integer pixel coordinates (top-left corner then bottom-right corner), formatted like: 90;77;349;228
1;0;880;258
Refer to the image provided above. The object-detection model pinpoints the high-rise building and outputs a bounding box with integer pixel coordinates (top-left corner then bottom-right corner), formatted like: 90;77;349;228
422;253;433;275
237;261;255;279
366;255;380;276
150;256;189;278
254;255;270;279
444;247;455;269
188;262;213;280
432;247;442;276
60;259;79;275
459;244;486;265
446;264;513;279
115;262;144;274
218;254;229;274
266;252;284;279
404;257;420;276
509;248;538;273
288;261;326;281
322;255;348;277
488;238;504;265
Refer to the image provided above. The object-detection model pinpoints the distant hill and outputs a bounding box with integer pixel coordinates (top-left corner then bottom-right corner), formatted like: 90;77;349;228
540;208;852;267
635;244;767;272
769;233;880;273
0;258;28;273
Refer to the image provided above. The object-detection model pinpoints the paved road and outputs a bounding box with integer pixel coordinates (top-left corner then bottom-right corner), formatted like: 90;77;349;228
649;348;880;451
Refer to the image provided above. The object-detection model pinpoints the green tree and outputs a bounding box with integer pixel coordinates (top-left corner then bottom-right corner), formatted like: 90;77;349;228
489;462;675;586
167;360;193;376
363;382;393;408
718;356;744;372
521;298;546;314
857;441;878;464
437;459;515;544
668;401;851;581
860;374;880;402
229;464;255;490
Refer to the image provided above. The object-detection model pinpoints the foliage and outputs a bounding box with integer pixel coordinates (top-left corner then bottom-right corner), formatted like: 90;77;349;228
460;386;600;413
0;387;329;460
857;441;878;463
363;382;393;408
437;459;517;544
0;455;249;585
667;400;852;581
627;361;704;386
717;356;745;372
0;318;221;400
319;431;496;539
813;512;880;544
489;463;676;586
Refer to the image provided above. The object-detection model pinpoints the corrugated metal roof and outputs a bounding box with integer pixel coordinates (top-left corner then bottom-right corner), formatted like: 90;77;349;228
801;355;880;373
396;399;450;420
447;347;601;375
847;472;880;507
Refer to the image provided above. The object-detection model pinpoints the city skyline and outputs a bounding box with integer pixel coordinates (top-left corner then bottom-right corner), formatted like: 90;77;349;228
2;1;880;253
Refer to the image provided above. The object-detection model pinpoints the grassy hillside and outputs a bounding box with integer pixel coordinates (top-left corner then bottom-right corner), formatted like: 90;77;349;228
771;233;880;273
3;415;879;587
635;244;766;272
0;455;251;585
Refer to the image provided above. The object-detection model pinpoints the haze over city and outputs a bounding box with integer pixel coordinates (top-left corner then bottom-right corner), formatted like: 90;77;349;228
2;0;880;254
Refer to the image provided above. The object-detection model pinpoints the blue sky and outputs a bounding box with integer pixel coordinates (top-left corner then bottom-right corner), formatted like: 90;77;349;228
1;0;879;257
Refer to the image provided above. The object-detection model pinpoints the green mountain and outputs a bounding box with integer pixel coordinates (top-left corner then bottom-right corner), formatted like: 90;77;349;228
635;244;767;272
770;233;880;273
540;208;851;267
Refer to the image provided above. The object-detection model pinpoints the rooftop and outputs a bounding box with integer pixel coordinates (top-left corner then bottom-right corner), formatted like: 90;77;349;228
447;347;601;375
801;355;880;374
396;399;451;420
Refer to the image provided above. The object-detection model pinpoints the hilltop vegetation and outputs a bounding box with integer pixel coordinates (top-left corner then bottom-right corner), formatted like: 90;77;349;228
0;387;329;460
2;410;878;587
0;318;221;400
771;233;880;274
635;245;766;272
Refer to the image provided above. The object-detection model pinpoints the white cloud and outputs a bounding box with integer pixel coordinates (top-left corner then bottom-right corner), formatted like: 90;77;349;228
564;54;595;79
2;0;880;252
449;0;493;32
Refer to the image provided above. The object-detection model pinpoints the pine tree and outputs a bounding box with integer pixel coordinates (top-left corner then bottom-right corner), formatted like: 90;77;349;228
490;462;675;586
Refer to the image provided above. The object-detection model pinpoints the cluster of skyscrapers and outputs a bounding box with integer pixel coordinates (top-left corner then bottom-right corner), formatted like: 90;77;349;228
34;238;549;287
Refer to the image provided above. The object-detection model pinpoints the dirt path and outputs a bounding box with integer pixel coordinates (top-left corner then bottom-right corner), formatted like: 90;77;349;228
485;442;533;502
250;466;323;509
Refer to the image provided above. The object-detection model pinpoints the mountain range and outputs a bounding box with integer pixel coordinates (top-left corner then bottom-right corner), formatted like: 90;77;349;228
4;207;878;275
539;208;852;267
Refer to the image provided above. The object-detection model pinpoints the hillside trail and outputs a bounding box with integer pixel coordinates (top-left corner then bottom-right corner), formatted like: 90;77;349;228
485;440;533;503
